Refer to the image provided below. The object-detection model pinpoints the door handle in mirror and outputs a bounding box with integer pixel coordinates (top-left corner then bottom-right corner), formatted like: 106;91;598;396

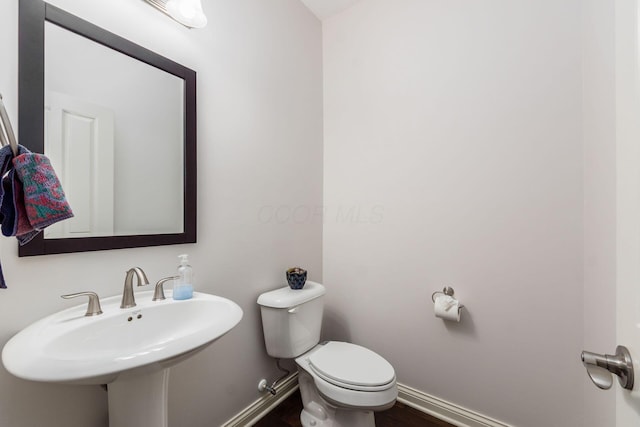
581;345;634;390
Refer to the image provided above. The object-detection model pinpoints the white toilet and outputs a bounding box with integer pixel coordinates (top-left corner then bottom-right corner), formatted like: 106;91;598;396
257;281;397;427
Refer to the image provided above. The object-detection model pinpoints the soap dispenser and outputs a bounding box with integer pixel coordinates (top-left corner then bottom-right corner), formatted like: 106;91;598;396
173;254;194;300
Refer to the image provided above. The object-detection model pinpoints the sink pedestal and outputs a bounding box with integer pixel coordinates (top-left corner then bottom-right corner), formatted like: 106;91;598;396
108;368;171;427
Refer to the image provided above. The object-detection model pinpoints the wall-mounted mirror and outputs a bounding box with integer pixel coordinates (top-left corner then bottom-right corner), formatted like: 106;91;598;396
18;0;197;256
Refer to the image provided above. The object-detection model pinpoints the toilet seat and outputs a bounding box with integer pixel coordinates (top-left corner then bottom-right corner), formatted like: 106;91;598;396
308;342;396;392
296;342;398;411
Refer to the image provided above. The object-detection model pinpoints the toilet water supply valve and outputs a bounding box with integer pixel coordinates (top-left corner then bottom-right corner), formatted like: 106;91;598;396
258;379;277;396
258;358;290;396
581;345;634;390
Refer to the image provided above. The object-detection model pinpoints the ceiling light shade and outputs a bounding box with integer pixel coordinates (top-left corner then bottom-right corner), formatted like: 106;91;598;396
166;0;208;28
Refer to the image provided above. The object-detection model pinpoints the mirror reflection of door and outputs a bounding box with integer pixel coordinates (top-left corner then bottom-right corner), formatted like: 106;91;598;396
44;92;114;238
44;20;184;238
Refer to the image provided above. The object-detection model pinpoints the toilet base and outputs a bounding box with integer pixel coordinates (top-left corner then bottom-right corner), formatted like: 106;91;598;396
297;368;377;427
301;408;375;427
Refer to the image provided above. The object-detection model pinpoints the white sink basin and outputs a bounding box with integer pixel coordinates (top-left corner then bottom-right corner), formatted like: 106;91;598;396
2;291;243;385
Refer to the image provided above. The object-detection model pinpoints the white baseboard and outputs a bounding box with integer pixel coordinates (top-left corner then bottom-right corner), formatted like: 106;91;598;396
222;376;512;427
221;373;299;427
397;383;513;427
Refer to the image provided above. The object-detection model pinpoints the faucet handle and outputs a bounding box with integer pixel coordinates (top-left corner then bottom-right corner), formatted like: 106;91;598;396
61;291;103;316
153;276;179;301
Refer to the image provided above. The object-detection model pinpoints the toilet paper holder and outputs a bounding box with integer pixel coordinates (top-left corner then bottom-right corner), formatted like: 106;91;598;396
431;286;464;309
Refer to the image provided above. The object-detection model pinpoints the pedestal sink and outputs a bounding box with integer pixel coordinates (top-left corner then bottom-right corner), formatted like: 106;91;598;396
2;291;243;427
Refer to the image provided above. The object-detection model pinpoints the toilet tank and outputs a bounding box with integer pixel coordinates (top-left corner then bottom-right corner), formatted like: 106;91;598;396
257;281;326;358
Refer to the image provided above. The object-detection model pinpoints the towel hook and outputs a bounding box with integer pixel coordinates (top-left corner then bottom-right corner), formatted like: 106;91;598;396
0;93;19;157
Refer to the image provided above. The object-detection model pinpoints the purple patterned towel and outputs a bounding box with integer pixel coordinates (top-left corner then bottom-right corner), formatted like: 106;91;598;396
12;153;73;230
0;144;25;288
1;169;38;242
1;146;40;244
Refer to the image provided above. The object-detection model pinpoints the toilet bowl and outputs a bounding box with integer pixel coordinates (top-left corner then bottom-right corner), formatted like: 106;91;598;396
258;282;397;427
296;341;397;426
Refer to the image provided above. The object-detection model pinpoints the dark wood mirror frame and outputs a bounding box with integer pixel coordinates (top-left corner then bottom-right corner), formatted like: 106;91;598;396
18;0;197;256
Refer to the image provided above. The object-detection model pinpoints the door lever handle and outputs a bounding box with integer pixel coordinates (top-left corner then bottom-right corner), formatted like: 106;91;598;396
581;345;634;390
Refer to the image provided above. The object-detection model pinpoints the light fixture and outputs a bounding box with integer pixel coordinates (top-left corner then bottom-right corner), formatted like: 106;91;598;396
144;0;208;29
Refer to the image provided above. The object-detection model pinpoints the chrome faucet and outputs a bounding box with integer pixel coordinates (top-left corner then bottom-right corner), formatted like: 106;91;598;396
120;267;150;309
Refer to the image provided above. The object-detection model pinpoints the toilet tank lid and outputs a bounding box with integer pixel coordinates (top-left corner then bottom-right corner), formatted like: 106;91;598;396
257;281;326;308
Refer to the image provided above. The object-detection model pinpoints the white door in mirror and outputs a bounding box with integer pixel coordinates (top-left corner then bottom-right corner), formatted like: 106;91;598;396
44;91;115;238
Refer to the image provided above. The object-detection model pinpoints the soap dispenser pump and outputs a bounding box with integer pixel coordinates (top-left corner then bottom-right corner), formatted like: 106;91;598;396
173;254;194;300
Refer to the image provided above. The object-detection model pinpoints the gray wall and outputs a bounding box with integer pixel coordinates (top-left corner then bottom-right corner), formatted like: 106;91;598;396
322;1;584;426
0;0;323;426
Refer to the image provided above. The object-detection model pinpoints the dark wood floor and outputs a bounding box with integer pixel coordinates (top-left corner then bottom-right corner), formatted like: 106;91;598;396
254;390;454;427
